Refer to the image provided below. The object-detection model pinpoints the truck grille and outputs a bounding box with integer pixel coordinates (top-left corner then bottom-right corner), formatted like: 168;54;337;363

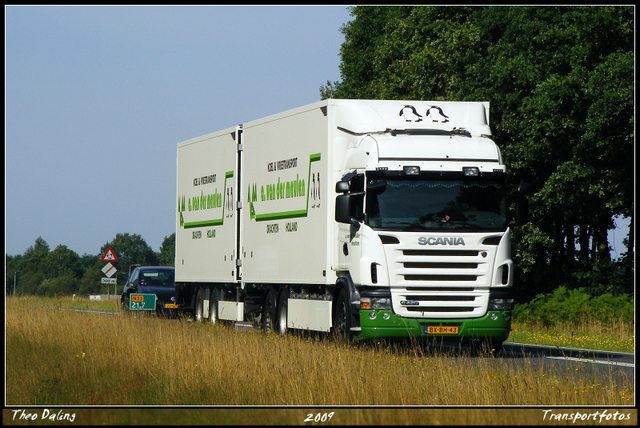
384;235;498;318
393;287;488;318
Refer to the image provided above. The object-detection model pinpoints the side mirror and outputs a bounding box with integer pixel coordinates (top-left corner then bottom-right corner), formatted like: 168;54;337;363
335;174;364;228
335;194;353;225
518;182;532;196
336;181;350;194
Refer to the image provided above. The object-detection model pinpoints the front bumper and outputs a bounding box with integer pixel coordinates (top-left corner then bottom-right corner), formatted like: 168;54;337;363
357;309;511;343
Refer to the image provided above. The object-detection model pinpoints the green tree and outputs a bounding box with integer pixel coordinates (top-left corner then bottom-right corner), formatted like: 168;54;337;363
322;5;634;298
36;273;81;297
16;270;44;296
80;253;100;270
469;6;634;296
158;233;175;267
322;6;414;99
322;6;481;100
78;261;104;297
10;237;50;295
43;245;83;280
6;254;21;295
19;236;50;274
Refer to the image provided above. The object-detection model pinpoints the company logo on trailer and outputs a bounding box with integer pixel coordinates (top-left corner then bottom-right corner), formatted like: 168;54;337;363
418;237;466;246
399;104;450;123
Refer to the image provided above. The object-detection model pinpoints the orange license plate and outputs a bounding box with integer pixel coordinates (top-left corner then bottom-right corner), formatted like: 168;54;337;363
426;326;459;335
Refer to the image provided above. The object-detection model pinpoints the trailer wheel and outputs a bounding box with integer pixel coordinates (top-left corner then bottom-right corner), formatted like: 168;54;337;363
275;290;288;336
333;287;352;340
262;289;277;333
194;287;205;323
209;289;218;327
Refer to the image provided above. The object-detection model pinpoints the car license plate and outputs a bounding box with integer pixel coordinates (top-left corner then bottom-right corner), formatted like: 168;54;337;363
164;303;178;309
426;326;459;335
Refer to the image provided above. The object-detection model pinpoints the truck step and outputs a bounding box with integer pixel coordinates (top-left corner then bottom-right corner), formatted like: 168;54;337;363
234;321;255;331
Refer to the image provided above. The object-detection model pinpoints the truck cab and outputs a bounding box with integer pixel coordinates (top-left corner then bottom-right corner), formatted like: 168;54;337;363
332;101;528;352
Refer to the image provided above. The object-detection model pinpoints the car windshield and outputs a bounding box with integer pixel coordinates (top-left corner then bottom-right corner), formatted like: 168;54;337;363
139;270;174;287
366;174;507;232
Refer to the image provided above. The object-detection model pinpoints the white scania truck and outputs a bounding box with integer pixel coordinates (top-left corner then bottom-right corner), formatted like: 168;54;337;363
175;99;529;352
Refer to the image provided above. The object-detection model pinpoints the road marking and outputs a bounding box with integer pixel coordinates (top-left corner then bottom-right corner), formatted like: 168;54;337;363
546;356;634;368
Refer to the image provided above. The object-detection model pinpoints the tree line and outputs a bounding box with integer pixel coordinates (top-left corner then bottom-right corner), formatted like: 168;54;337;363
5;233;175;297
321;6;633;300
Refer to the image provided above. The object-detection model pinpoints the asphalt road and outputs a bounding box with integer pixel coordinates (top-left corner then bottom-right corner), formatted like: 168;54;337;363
501;342;634;368
499;342;634;385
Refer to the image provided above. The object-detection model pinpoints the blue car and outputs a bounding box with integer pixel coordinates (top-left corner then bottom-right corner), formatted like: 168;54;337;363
121;266;181;314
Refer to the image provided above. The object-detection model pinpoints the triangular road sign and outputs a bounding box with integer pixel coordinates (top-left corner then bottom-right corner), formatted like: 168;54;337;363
101;247;118;262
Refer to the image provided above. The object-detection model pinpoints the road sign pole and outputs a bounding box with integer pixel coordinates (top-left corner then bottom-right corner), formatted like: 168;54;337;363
101;261;118;301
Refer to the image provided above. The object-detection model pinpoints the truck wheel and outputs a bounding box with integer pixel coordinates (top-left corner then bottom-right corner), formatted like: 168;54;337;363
262;289;277;333
275;290;288;336
333;287;352;340
194;287;205;323
209;289;218;327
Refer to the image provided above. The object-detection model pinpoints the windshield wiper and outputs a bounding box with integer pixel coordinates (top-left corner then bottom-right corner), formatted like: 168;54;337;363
377;221;428;231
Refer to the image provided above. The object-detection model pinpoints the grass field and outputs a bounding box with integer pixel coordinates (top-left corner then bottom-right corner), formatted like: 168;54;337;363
509;320;634;353
5;296;634;419
17;295;635;353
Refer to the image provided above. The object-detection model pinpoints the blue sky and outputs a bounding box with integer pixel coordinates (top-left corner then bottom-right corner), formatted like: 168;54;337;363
5;5;631;259
5;5;352;256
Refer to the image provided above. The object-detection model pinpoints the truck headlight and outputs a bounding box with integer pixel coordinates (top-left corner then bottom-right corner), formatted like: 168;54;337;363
403;166;420;176
488;298;514;311
372;298;391;310
361;297;392;310
463;166;480;176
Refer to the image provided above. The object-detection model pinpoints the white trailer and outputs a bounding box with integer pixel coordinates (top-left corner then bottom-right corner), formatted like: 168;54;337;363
175;99;529;351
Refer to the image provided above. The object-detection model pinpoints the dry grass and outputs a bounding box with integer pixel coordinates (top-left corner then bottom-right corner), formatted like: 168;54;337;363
5;296;635;411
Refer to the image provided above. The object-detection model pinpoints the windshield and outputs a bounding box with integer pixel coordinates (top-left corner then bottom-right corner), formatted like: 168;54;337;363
365;174;507;232
138;270;175;287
